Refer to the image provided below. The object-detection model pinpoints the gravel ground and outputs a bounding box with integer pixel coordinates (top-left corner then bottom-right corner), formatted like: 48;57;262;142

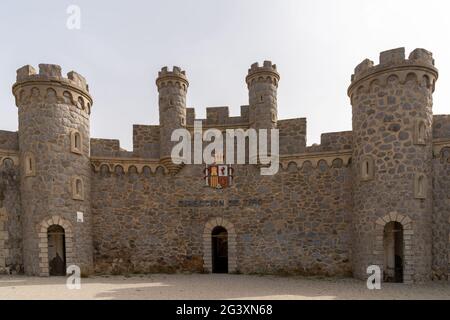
0;274;448;300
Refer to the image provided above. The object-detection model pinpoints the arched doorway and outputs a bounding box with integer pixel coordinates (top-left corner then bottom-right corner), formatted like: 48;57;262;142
212;226;228;273
383;221;404;283
47;225;66;276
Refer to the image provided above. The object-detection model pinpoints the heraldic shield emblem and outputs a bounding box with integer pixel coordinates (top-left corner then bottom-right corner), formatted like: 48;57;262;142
204;164;234;189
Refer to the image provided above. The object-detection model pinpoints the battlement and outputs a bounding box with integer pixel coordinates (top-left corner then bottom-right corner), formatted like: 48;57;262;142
156;66;189;90
186;105;250;127
0;130;18;151
133;125;160;158
350;48;437;85
433;115;450;139
246;61;280;87
15;64;89;92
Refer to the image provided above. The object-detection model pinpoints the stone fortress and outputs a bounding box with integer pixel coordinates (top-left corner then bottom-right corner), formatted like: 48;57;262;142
0;47;449;283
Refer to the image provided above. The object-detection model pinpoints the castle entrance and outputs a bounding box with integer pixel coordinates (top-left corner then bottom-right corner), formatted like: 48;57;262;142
212;226;228;273
383;221;404;283
47;225;66;276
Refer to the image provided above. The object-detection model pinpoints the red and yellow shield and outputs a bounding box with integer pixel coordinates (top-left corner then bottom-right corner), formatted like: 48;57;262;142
204;164;233;189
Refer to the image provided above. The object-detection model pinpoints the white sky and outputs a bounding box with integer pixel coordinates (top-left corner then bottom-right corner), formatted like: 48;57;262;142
0;0;449;150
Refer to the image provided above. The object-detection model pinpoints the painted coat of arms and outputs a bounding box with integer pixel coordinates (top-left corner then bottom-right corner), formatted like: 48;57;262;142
204;164;234;189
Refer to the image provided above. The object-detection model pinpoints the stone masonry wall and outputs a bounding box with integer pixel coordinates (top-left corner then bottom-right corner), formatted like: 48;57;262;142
0;160;22;273
278;118;307;155
0;131;18;150
132;125;160;158
91;162;353;276
432;147;450;279
433;115;450;139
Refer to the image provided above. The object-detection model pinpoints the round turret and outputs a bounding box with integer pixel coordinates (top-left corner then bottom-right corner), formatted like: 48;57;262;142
246;61;280;130
156;66;188;169
12;64;93;276
348;48;438;283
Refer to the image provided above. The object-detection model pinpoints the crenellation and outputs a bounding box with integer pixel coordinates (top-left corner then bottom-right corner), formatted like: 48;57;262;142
132;125;161;158
318;131;353;152
14;64;91;94
186;108;196;124
409;48;435;66
186;105;250;127
349;48;438;91
0;131;18;151
90;138;122;157
16;65;36;81
206;107;229;125
433;115;450;139
67;71;88;91
38;64;62;78
379;47;405;65
278;118;307;155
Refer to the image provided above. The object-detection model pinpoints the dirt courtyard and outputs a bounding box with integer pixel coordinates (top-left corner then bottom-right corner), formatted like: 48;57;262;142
0;274;448;300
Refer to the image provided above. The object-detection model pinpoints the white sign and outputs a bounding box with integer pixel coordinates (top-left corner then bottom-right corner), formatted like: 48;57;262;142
77;211;84;223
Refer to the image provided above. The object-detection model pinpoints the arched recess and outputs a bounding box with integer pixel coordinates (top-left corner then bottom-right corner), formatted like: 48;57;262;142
375;212;413;283
203;217;237;273
37;216;74;277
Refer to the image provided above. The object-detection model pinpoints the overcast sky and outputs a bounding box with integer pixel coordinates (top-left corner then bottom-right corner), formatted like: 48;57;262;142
0;0;449;150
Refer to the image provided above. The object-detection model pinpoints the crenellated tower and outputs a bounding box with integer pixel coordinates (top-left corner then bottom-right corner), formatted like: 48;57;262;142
156;66;188;170
246;61;280;130
348;48;438;283
12;64;94;276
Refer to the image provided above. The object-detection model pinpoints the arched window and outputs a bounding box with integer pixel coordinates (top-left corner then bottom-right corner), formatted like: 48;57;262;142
414;119;426;145
361;155;374;181
72;176;84;200
70;130;82;154
77;96;85;110
24;153;36;177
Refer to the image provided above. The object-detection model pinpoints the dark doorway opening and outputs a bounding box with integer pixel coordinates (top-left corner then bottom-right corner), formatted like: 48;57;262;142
212;226;228;273
47;225;66;276
383;221;404;283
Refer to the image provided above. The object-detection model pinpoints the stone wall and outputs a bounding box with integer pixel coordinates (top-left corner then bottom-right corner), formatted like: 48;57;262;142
0;159;22;274
132;125;160;158
91;138;121;157
278;118;307;155
432;147;450;279
90;138;134;159
319;131;353;152
91;161;353;276
433;115;450;139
